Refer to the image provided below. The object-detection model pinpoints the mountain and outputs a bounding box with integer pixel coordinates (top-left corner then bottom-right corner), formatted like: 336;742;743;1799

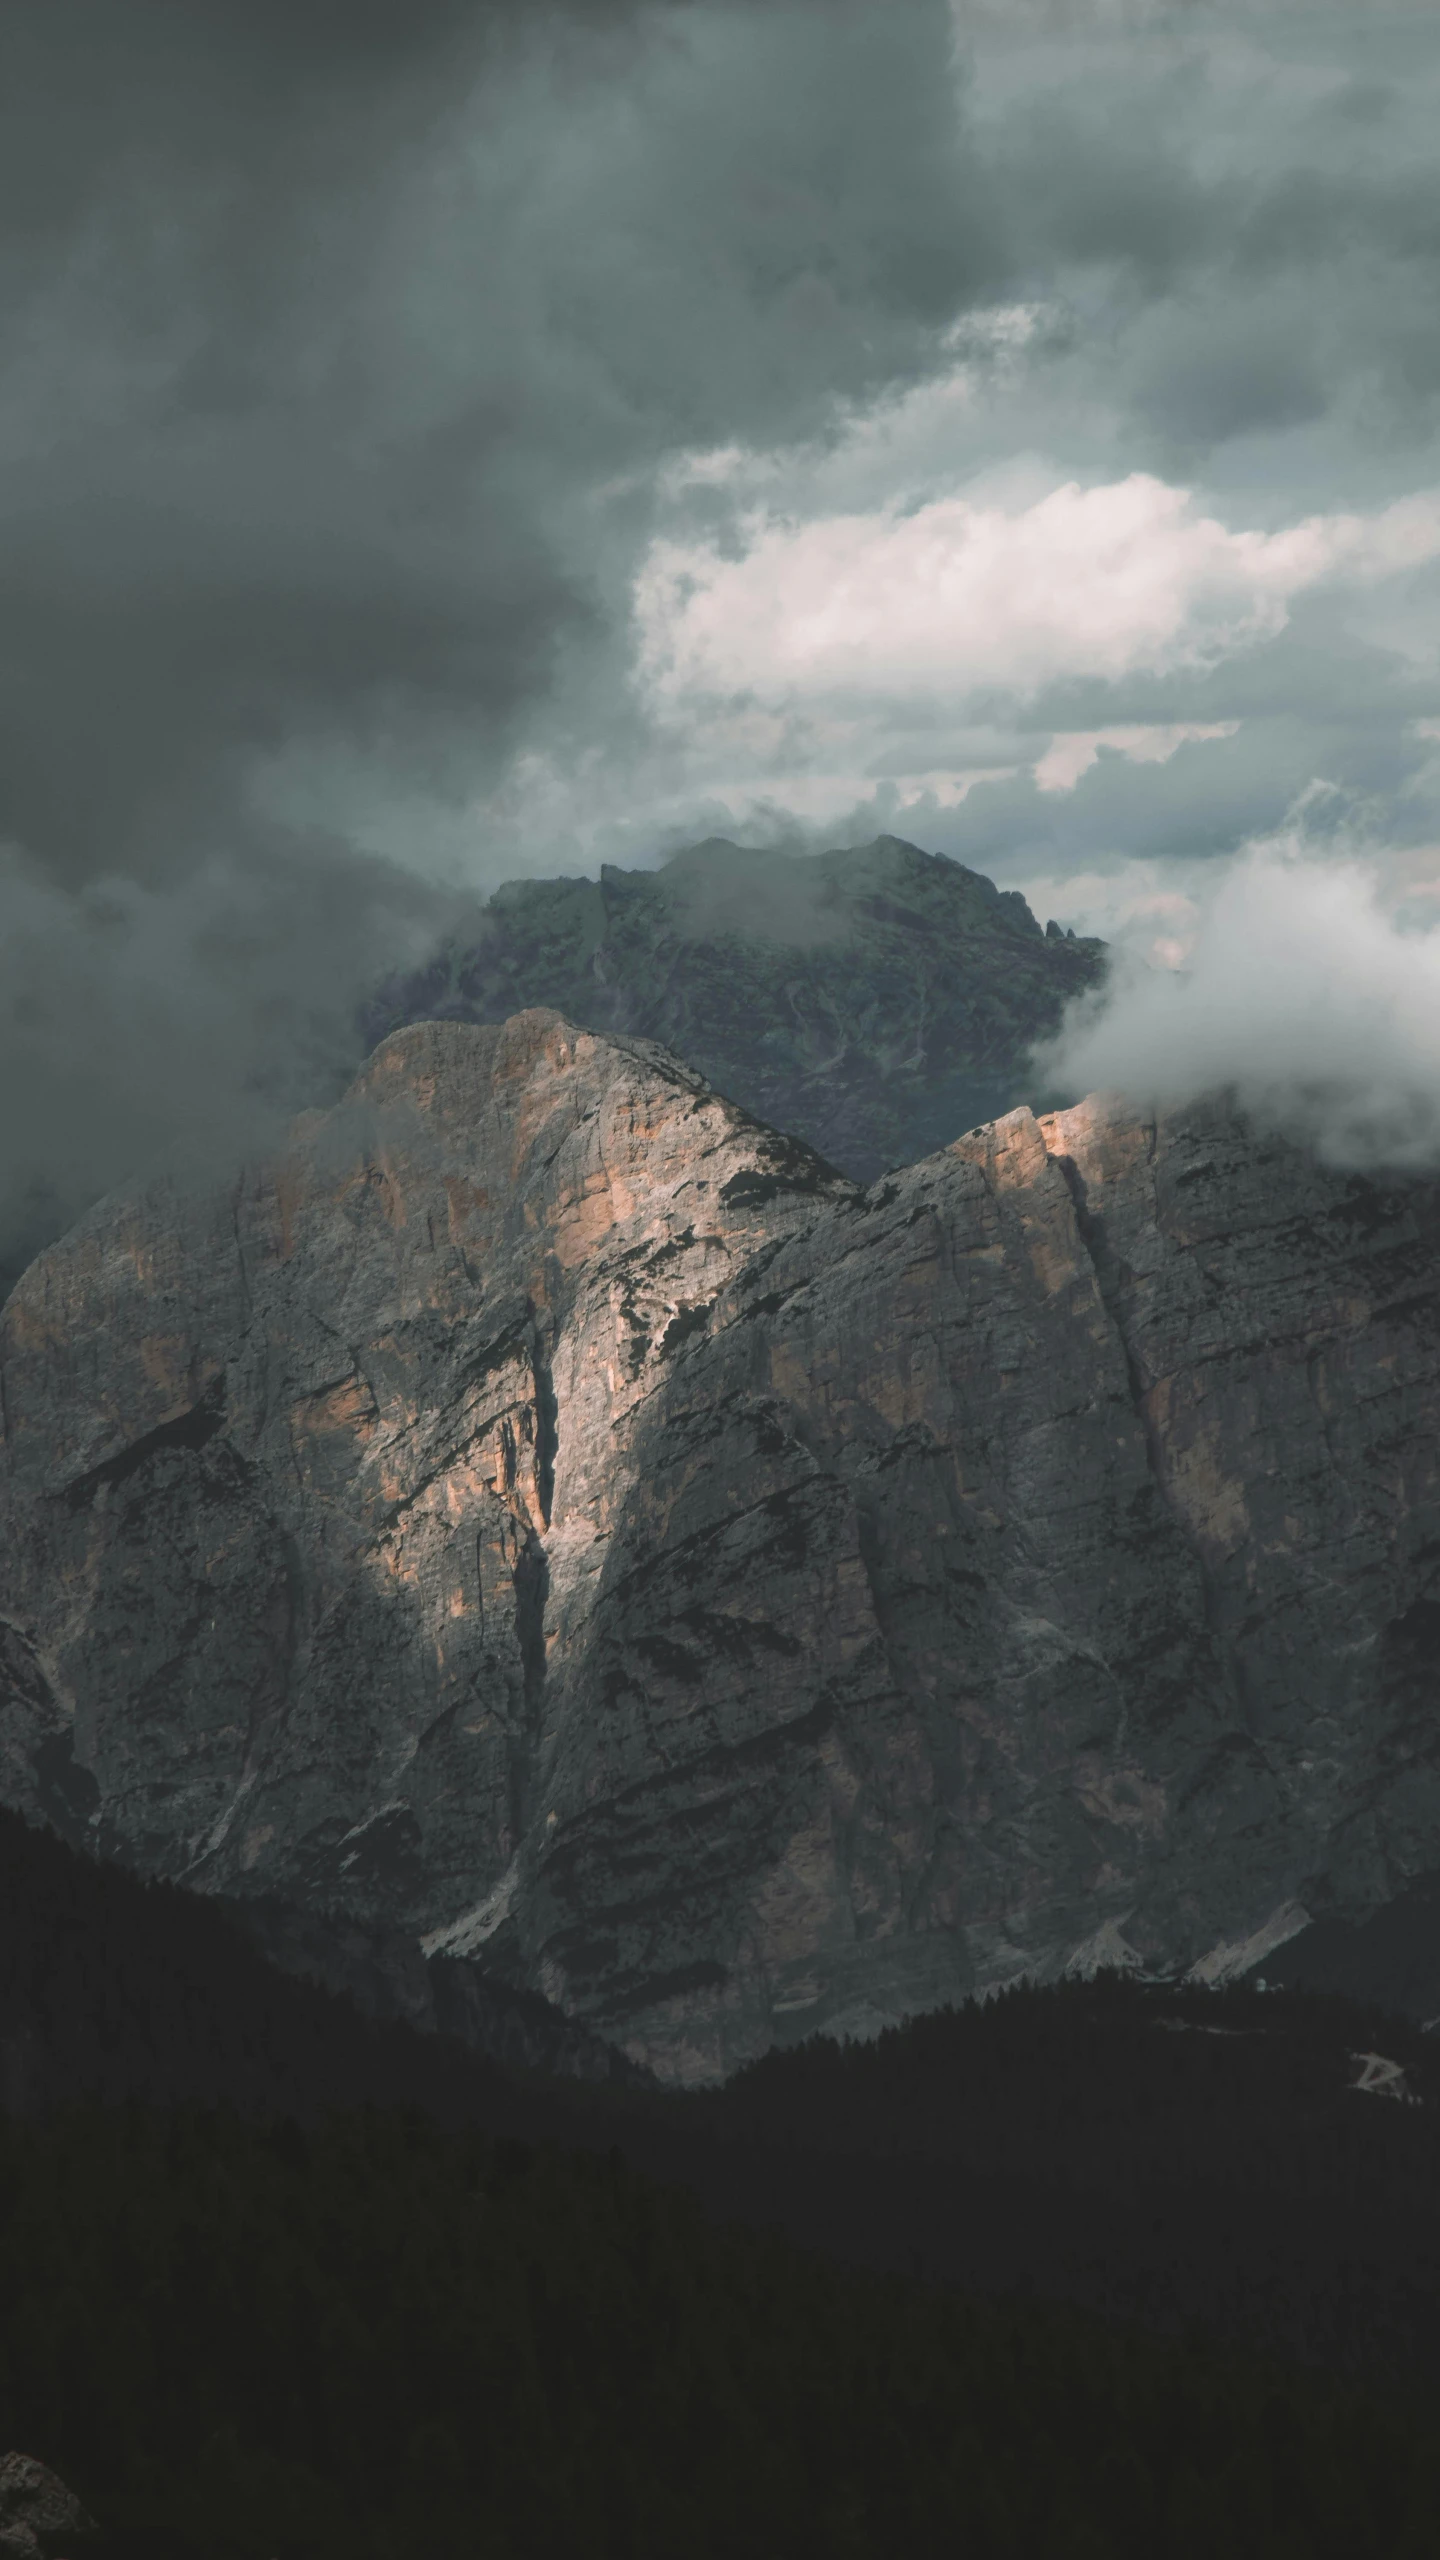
365;833;1106;1181
2;1010;1438;2081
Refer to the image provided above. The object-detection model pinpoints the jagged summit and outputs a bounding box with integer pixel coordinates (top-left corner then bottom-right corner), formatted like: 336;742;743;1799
2;1013;1438;2082
366;835;1106;1182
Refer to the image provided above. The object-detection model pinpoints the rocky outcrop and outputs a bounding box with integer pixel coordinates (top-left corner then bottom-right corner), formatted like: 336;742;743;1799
366;833;1106;1181
2;1012;1438;2081
0;2455;94;2560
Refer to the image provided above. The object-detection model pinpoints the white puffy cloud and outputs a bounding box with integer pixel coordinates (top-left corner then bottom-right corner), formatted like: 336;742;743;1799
635;475;1440;715
1041;838;1440;1167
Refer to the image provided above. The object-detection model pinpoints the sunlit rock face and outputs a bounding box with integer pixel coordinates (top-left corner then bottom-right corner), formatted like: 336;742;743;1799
2;1012;1438;2082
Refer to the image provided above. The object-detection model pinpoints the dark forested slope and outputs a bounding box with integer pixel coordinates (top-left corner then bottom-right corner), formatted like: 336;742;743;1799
658;1976;1440;2386
10;1804;1440;2391
7;2101;1436;2560
8;1815;1440;2555
0;1806;636;2118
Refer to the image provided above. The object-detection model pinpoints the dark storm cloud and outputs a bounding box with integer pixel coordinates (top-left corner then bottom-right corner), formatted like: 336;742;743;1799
1;0;991;875
958;6;1440;472
8;0;1438;1268
0;829;465;1292
0;0;990;1269
0;0;610;874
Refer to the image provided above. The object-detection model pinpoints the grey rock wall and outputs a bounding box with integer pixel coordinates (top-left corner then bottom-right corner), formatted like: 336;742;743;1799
2;1011;1438;2081
366;833;1107;1182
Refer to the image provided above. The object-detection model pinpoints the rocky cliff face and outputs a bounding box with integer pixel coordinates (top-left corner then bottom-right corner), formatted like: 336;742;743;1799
2;1011;1438;2081
366;833;1106;1182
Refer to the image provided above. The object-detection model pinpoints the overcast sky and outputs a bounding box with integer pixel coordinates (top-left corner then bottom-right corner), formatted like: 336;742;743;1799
4;0;1440;1252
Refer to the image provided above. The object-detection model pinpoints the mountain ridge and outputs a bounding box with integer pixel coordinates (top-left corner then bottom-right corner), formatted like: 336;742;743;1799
365;833;1106;1182
2;1010;1438;2080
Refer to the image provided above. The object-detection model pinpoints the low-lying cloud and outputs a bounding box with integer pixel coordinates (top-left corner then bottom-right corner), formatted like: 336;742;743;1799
1041;842;1440;1168
0;841;458;1289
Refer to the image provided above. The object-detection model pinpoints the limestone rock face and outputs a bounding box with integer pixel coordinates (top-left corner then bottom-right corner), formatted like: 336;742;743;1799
366;833;1107;1182
2;1012;1438;2081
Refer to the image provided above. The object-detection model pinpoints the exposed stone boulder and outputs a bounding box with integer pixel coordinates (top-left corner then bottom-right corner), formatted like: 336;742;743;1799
0;2454;94;2559
2;1011;1437;2081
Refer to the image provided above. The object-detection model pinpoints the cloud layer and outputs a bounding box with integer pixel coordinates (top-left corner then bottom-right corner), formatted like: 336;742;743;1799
636;476;1440;709
4;0;1440;1261
0;840;461;1284
1042;843;1440;1168
0;0;986;1255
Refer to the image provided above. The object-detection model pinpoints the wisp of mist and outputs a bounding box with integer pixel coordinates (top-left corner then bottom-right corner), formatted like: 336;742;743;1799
0;839;466;1293
1040;844;1440;1170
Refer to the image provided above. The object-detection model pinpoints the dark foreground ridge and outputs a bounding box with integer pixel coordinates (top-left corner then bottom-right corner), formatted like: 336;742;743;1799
0;1806;641;2121
365;833;1106;1181
9;1814;1440;2556
7;2098;1433;2560
677;1975;1440;2386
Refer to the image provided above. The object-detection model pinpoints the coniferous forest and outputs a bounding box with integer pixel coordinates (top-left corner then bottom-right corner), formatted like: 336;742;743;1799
7;2099;1440;2560
6;1810;1440;2555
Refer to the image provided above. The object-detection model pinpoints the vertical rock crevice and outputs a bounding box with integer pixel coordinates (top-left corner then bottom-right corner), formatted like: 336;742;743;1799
530;1323;558;1533
503;1527;552;1866
513;1534;550;1719
1041;1129;1244;1744
1046;1147;1163;1476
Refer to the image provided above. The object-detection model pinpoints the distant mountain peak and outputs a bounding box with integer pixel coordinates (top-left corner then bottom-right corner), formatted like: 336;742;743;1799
367;834;1105;1182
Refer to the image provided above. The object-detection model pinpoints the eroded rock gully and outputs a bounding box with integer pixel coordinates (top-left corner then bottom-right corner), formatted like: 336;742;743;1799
2;1012;1438;2081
